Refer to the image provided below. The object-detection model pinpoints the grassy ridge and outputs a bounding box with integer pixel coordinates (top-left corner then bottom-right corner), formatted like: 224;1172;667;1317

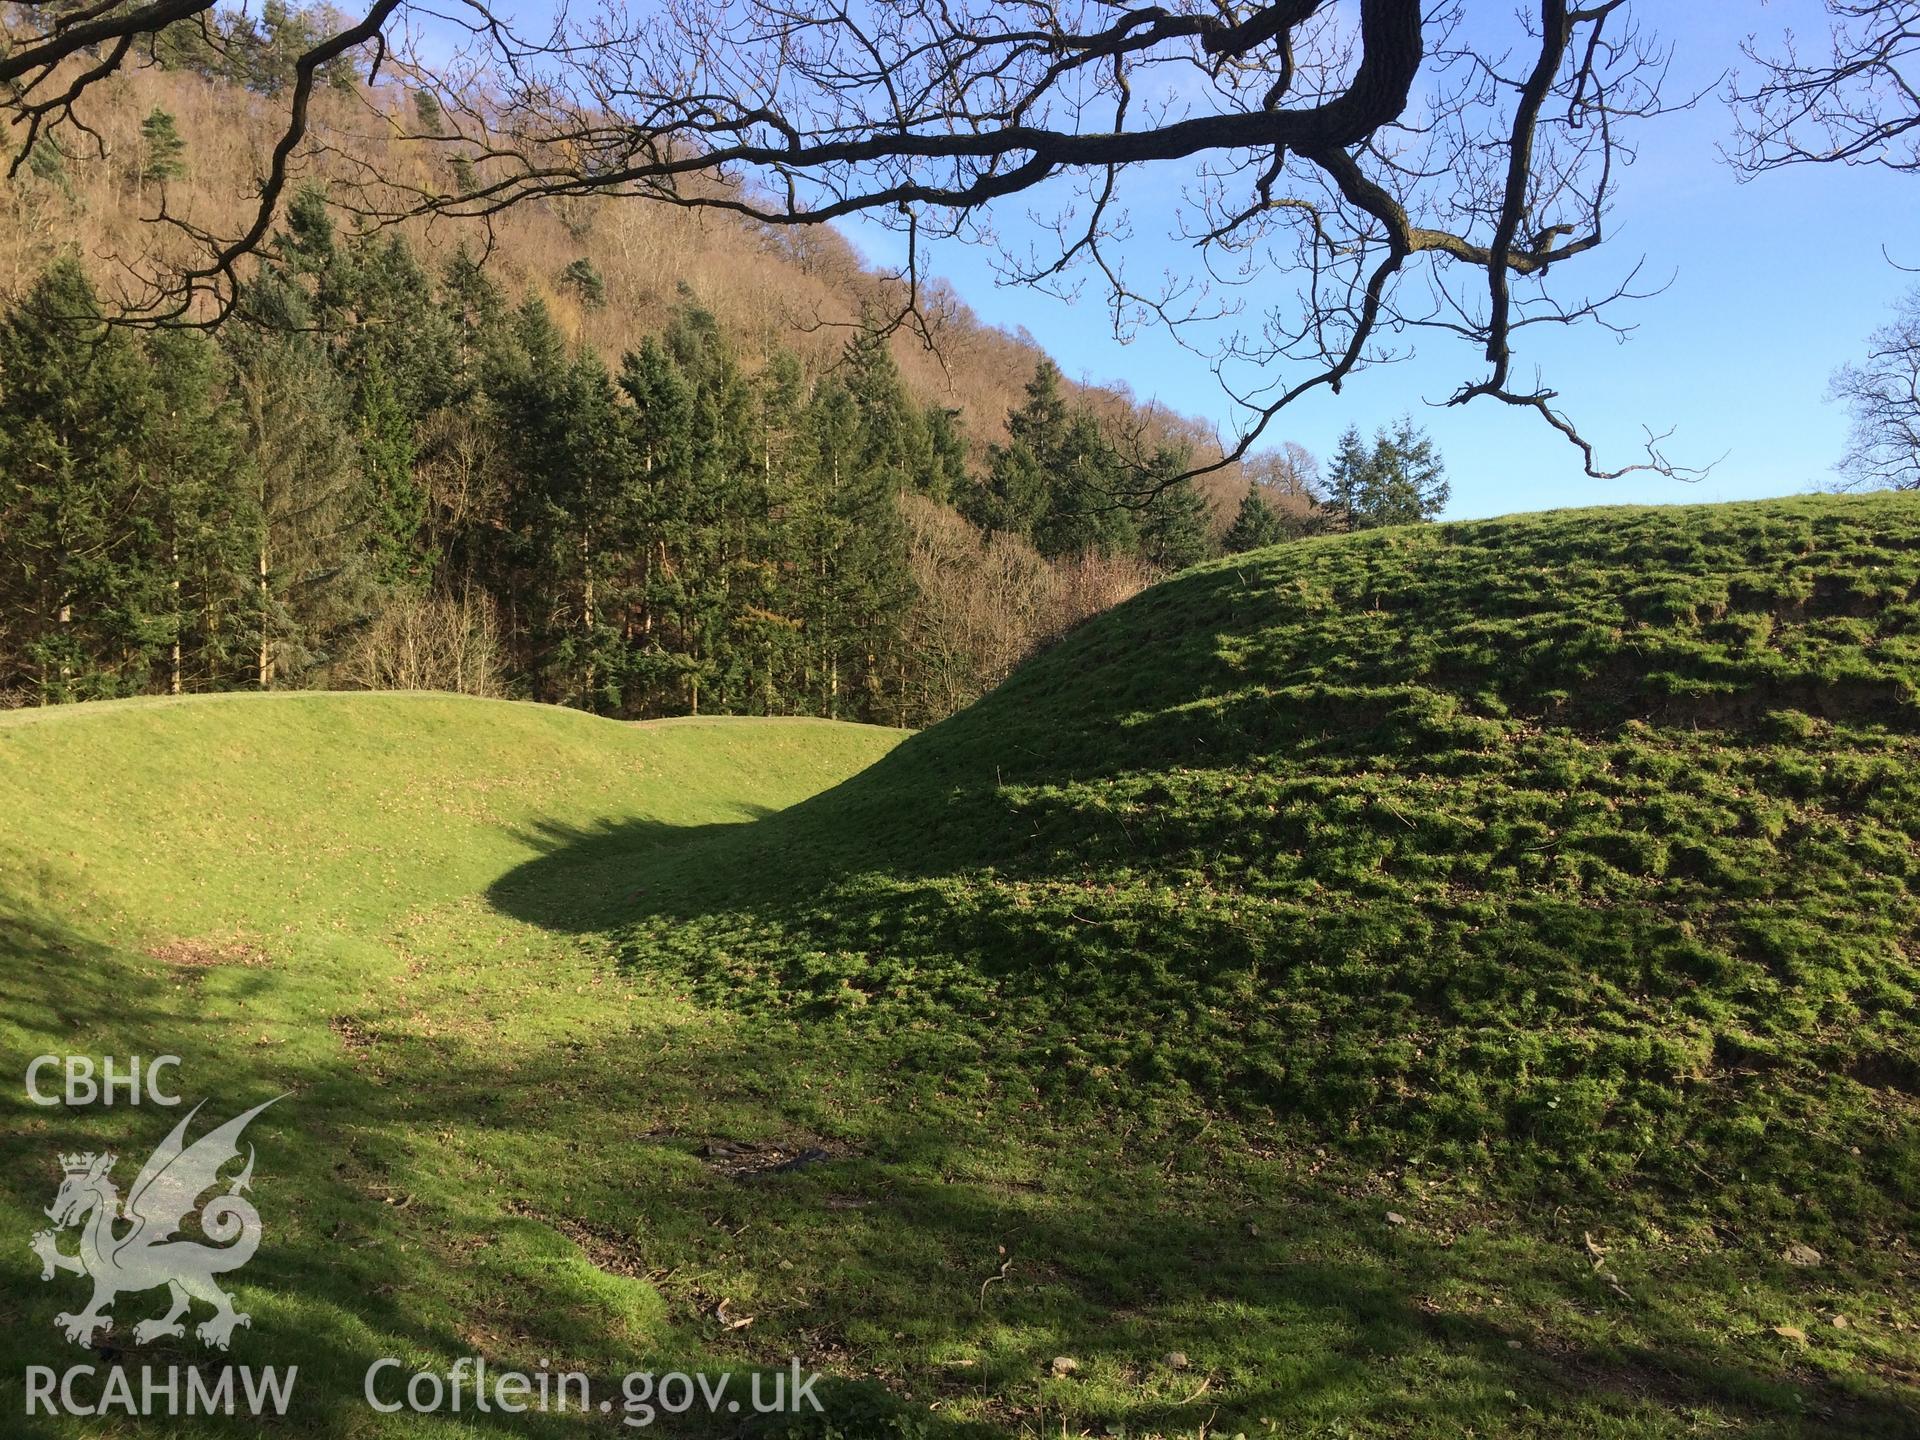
0;694;897;942
611;494;1920;1221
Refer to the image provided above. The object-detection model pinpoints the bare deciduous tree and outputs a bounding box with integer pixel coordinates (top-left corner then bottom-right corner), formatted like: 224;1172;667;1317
1731;3;1920;489
899;494;1153;722
6;1;1692;476
1833;289;1920;489
342;588;507;694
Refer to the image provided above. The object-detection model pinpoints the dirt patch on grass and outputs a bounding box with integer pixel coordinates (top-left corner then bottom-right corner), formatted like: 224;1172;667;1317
146;936;271;968
696;1135;861;1179
1512;1329;1920;1433
634;1130;863;1179
505;1200;661;1281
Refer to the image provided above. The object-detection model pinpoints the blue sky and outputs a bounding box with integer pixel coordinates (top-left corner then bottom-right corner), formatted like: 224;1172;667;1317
823;3;1917;520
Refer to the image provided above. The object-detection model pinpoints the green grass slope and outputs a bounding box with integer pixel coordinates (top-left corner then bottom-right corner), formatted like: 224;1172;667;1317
606;494;1920;1223
0;695;905;1437
0;693;898;949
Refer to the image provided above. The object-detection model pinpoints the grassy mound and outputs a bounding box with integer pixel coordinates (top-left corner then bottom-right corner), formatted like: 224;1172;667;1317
609;494;1920;1218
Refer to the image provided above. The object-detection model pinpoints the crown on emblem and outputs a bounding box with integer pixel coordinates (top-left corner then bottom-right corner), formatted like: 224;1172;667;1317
58;1152;95;1174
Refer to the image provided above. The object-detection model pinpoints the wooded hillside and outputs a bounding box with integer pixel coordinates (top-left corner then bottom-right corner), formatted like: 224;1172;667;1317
0;6;1326;722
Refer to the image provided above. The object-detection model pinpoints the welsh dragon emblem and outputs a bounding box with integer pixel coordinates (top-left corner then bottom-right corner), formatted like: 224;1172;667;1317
30;1097;280;1350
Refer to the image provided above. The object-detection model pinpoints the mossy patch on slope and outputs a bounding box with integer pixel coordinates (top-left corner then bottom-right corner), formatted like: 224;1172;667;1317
607;494;1920;1221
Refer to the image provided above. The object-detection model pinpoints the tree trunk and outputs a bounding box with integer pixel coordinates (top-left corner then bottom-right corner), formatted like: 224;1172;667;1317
170;539;182;696
257;544;271;689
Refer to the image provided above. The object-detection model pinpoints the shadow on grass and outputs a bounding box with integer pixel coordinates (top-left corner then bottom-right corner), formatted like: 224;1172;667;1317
487;803;777;935
3;899;1914;1438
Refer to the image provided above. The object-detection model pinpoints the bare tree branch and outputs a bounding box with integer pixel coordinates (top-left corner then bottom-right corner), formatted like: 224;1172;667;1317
1731;0;1920;175
2;0;1699;479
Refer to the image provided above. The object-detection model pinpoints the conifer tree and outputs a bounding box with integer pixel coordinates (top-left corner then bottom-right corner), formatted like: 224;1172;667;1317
559;258;607;309
357;359;428;588
411;89;445;136
1325;418;1449;531
496;299;637;709
740;347;810;712
138;108;188;185
1363;417;1450;528
1223;484;1291;554
840;325;928;495
0;260;159;700
439;244;510;388
141;328;259;692
1323;424;1373;532
922;403;970;505
224;270;372;687
968;359;1065;539
1032;409;1137;558
1139;452;1213;571
800;373;914;720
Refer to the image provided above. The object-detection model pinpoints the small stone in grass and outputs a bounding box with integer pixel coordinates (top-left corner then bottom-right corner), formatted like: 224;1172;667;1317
1050;1356;1080;1378
1773;1325;1808;1343
1831;1314;1850;1329
1782;1242;1823;1267
1162;1351;1190;1371
1385;1211;1407;1227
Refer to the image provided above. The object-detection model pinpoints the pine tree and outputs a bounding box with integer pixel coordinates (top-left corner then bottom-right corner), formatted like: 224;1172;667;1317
839;325;928;495
967;359;1065;539
411;89;445;136
339;235;457;414
922;403;970;505
224;270;372;688
741;346;810;712
138;108;188;186
1032;409;1137;558
439;243;510;387
270;184;352;331
357;359;428;588
1362;417;1450;528
496;300;638;709
142;328;259;692
1223;484;1290;553
1140;452;1213;571
559;258;607;309
254;0;319;96
23;133;76;202
1325;418;1449;530
798;375;914;720
0;260;162;701
1323;424;1373;531
969;359;1136;558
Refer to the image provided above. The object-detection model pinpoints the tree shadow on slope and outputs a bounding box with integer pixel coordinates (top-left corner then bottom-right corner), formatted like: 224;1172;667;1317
488;808;774;934
7;895;1912;1438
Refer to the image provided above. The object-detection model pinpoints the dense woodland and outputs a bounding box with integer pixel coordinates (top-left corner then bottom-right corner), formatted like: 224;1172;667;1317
0;7;1448;723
